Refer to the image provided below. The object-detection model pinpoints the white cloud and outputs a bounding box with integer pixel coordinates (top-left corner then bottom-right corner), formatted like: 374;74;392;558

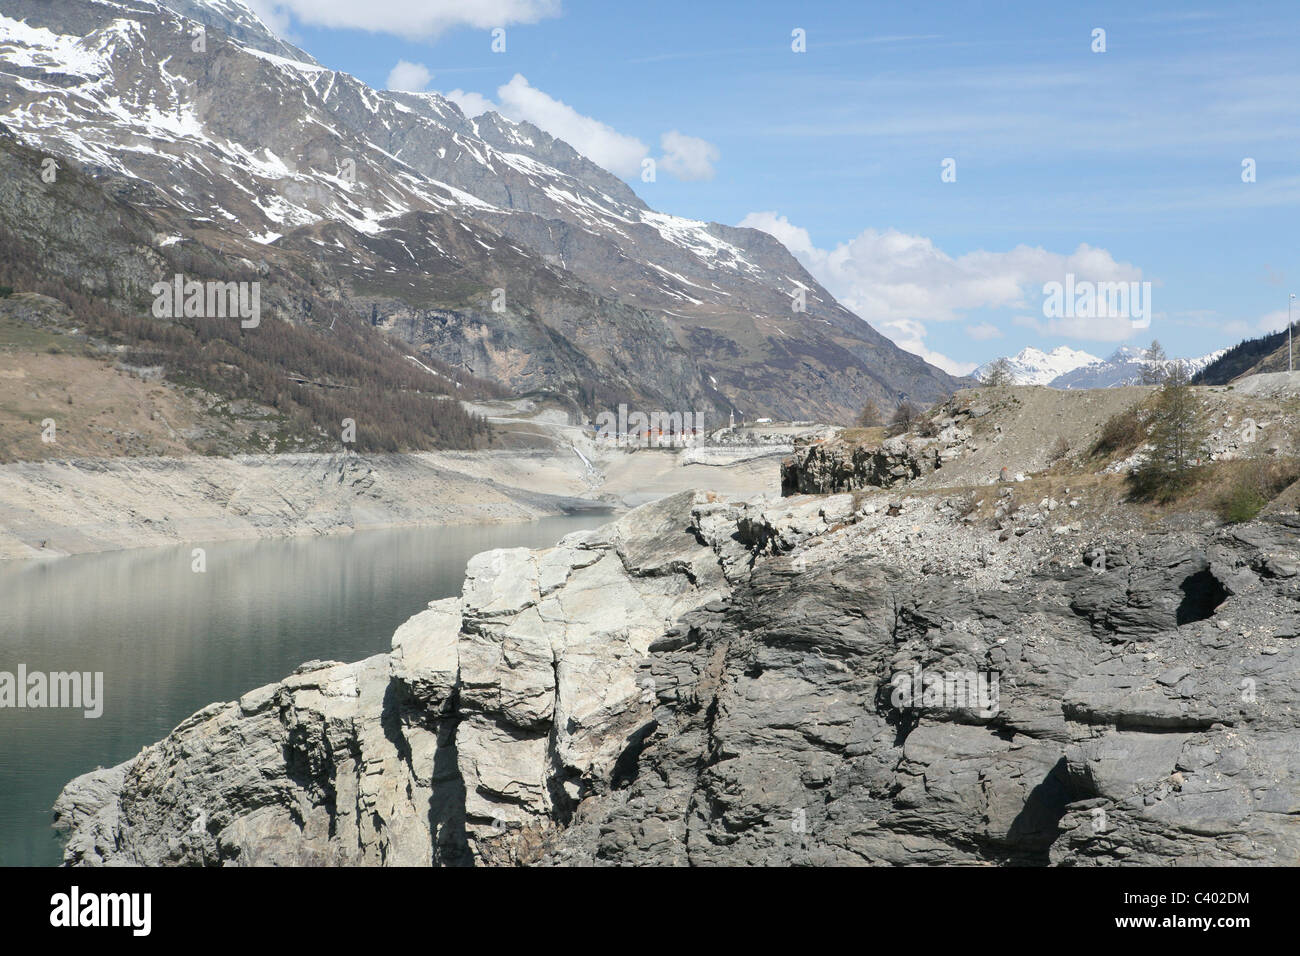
443;75;719;182
245;0;561;39
966;322;1003;340
659;130;719;181
493;74;648;177
738;210;1150;369
881;318;979;376
386;60;432;92
444;88;496;117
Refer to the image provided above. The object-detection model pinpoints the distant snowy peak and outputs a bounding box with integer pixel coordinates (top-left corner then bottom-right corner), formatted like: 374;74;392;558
980;345;1228;389
1049;346;1227;388
976;346;1100;385
979;345;1228;389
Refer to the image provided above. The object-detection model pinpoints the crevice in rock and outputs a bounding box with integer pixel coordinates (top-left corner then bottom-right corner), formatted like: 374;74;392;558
611;720;658;790
1003;756;1078;865
1176;568;1228;625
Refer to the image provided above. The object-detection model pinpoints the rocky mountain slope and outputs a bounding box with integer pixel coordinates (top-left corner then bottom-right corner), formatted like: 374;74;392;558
0;125;504;456
0;0;961;422
53;482;1300;866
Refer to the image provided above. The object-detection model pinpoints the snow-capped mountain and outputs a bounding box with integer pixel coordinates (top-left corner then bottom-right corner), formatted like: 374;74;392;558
0;0;961;420
979;345;1228;389
1048;346;1227;389
975;346;1101;386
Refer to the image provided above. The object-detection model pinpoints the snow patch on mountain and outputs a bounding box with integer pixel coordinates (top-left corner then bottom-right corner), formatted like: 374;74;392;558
976;346;1100;385
979;345;1229;389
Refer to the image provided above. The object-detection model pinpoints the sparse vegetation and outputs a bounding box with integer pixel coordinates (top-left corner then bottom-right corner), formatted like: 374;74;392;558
0;223;508;453
888;401;919;436
855;399;882;427
1129;362;1203;501
1091;403;1147;458
1048;435;1070;463
1220;482;1267;523
1214;459;1300;523
981;357;1015;386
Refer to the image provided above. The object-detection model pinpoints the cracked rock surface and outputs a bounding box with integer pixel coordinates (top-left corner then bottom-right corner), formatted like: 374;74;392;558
54;491;1300;865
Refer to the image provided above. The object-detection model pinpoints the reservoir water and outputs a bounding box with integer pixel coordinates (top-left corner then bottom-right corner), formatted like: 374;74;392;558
0;515;611;866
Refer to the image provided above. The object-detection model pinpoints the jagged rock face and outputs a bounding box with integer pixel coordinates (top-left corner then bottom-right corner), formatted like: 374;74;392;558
541;514;1300;865
54;491;733;865
781;437;927;495
55;492;1300;866
782;402;983;494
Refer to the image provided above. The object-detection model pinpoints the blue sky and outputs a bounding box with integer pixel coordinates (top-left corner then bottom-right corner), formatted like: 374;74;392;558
247;0;1300;374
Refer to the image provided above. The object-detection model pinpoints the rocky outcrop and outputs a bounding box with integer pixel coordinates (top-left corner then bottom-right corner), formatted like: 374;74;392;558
54;493;1300;866
540;509;1300;866
54;492;732;865
782;402;985;495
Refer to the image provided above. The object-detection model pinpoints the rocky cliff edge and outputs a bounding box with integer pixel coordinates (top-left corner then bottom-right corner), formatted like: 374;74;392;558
54;489;1300;865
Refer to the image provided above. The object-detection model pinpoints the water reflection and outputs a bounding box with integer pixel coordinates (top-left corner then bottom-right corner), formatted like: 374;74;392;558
0;515;609;866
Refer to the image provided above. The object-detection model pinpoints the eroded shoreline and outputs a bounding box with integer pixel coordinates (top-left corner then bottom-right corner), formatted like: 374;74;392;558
0;450;613;561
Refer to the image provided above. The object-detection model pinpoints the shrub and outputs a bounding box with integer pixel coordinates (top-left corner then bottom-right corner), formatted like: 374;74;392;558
914;417;939;438
1216;459;1300;523
887;401;919;436
1092;405;1146;458
1219;483;1267;523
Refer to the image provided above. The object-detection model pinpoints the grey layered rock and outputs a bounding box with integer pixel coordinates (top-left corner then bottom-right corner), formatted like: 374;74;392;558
54;489;1300;866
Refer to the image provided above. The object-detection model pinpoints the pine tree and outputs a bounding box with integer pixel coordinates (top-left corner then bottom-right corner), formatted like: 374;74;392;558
1131;360;1202;500
1140;339;1168;385
982;357;1015;386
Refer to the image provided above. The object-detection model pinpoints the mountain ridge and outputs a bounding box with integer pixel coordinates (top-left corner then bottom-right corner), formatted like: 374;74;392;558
979;344;1226;389
0;0;962;423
